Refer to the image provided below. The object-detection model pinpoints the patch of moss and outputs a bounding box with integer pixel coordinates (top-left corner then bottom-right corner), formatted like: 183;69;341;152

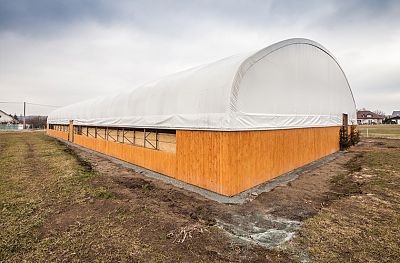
96;190;114;199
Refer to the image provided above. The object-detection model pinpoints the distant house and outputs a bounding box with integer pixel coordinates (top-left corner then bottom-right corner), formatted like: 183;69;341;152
388;111;400;124
357;110;384;125
0;110;17;124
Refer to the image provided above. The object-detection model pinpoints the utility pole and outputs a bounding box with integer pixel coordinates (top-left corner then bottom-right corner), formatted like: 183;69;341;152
23;101;26;129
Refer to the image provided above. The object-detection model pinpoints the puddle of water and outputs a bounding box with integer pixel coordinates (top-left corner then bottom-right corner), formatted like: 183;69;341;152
218;214;301;248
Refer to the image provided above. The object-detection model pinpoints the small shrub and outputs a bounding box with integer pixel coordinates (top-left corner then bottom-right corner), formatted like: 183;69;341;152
340;127;350;150
350;125;360;146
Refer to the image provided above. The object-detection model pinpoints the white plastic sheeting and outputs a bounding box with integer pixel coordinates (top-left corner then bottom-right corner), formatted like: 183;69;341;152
48;38;356;130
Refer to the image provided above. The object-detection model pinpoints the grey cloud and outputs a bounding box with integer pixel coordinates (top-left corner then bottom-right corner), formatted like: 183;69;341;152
318;0;400;29
4;0;397;36
0;0;399;115
0;0;117;36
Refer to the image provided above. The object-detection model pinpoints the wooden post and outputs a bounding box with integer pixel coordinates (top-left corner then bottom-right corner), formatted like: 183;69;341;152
144;128;146;148
68;120;74;142
342;113;348;130
156;130;159;150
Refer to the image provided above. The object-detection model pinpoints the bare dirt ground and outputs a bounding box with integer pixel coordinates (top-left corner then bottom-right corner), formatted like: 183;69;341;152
1;132;399;262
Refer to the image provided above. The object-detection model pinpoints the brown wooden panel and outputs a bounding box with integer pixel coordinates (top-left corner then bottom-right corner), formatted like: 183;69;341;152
176;131;223;193
176;127;340;196
48;126;340;196
68;120;74;142
47;129;69;141
158;142;176;153
158;133;176;144
73;134;176;177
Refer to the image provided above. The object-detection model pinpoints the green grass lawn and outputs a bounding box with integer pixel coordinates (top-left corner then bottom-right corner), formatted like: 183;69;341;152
357;124;400;139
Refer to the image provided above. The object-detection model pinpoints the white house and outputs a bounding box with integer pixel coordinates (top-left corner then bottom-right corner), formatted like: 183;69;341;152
357;110;384;125
0;110;17;124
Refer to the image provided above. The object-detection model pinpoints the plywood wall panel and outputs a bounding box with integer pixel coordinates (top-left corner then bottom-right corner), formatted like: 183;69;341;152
73;134;177;177
48;126;340;196
176;127;340;196
47;129;69;141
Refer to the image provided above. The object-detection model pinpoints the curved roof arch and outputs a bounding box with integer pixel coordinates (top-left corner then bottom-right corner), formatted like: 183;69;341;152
230;38;355;112
48;38;356;130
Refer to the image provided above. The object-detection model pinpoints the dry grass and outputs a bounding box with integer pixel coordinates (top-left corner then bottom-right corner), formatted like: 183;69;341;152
1;132;400;262
0;132;285;263
358;124;400;139
0;132;146;262
294;139;400;262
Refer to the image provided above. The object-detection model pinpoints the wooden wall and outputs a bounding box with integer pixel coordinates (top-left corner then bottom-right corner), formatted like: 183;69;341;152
73;135;176;177
177;127;340;195
47;126;340;196
47;129;69;141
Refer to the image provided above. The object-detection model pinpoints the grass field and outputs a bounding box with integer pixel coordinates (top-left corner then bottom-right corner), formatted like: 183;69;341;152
358;124;400;139
1;132;399;262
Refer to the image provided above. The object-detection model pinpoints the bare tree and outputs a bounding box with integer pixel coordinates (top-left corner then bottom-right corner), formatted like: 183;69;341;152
373;110;386;116
25;116;48;129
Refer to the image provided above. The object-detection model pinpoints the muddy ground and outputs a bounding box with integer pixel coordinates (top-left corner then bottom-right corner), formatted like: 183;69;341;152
1;132;399;262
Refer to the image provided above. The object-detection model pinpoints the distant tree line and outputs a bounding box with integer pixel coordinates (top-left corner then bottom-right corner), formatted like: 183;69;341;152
27;116;48;129
15;115;48;129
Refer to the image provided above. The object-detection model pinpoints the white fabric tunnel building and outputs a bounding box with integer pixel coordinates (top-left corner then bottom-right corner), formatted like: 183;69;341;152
48;38;356;196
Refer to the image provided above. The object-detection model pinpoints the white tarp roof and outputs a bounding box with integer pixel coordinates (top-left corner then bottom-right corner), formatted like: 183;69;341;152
48;38;356;130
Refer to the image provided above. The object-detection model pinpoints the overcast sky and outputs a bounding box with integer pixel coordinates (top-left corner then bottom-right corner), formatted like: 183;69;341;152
0;0;399;116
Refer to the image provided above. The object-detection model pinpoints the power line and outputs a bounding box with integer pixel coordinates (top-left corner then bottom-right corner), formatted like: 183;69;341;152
0;100;59;130
26;102;61;108
0;101;61;108
0;101;22;104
